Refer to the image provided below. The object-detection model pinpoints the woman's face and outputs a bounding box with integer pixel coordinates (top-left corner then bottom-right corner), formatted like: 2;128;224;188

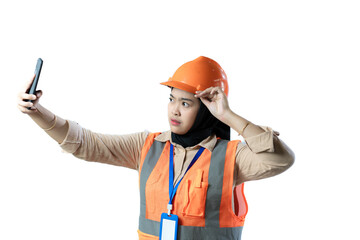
168;88;200;135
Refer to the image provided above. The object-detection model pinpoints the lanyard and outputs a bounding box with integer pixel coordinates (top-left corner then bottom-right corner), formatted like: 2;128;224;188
167;143;205;215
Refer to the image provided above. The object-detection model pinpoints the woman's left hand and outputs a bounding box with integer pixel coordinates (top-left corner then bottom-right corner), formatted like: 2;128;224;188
194;87;231;121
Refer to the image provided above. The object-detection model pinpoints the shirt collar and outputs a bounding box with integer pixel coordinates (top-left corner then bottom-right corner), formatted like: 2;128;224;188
154;130;218;152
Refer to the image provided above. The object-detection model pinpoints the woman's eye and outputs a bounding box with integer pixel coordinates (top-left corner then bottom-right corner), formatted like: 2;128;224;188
169;98;174;102
182;102;189;107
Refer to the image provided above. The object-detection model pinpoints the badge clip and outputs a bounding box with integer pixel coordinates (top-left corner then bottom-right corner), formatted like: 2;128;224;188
167;204;173;216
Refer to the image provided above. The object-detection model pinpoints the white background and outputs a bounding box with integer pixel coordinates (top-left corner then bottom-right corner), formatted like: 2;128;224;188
1;0;359;239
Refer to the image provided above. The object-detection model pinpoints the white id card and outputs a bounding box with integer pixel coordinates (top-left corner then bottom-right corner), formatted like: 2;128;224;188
159;213;178;240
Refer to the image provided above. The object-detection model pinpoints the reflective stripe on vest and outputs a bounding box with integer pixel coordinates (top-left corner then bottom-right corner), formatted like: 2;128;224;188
138;135;246;240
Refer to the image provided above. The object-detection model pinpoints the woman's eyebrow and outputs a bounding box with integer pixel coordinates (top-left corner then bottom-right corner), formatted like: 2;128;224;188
170;94;194;102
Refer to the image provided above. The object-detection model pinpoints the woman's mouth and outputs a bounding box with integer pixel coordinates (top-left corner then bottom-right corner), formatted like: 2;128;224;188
170;119;181;126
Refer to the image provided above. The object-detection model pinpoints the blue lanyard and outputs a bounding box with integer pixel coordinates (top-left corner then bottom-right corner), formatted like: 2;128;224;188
168;143;205;215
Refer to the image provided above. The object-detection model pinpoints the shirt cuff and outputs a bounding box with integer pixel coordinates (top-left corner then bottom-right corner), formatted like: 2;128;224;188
244;126;276;153
59;120;82;154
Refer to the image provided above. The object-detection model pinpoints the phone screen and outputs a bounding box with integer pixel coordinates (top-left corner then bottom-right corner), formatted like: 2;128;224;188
27;58;43;95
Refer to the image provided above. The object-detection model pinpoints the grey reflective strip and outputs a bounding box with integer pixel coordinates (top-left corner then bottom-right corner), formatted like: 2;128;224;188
138;217;160;236
138;140;165;236
205;139;228;228
139;219;242;240
178;225;243;240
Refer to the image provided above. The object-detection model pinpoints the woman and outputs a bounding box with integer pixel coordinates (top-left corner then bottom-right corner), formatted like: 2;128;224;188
17;56;295;240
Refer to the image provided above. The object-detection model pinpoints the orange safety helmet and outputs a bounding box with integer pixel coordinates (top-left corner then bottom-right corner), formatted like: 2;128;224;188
161;56;229;96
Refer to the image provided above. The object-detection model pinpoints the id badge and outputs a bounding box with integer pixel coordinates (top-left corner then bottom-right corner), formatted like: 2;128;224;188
159;213;178;240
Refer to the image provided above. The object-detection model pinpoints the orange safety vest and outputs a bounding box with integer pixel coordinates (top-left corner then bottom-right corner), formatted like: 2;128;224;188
138;133;248;240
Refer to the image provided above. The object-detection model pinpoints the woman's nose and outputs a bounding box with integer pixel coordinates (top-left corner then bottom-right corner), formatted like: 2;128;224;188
172;104;180;116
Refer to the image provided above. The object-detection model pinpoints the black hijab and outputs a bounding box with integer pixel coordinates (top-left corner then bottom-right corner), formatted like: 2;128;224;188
171;100;230;148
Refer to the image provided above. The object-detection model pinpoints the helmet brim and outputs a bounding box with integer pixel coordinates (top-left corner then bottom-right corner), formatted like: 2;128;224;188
160;79;198;94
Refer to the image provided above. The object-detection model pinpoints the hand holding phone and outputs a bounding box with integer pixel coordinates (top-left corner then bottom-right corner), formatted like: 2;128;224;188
25;58;43;109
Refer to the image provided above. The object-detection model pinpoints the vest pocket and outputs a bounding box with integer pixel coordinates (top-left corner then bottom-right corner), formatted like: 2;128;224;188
182;178;209;217
146;169;162;214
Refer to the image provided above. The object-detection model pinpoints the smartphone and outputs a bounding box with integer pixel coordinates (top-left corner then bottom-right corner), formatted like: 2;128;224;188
26;58;43;109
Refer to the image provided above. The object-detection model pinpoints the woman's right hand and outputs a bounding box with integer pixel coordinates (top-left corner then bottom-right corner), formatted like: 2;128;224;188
17;75;43;114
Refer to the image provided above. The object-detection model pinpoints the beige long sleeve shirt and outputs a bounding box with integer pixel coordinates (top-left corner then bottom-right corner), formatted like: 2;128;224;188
60;120;294;185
